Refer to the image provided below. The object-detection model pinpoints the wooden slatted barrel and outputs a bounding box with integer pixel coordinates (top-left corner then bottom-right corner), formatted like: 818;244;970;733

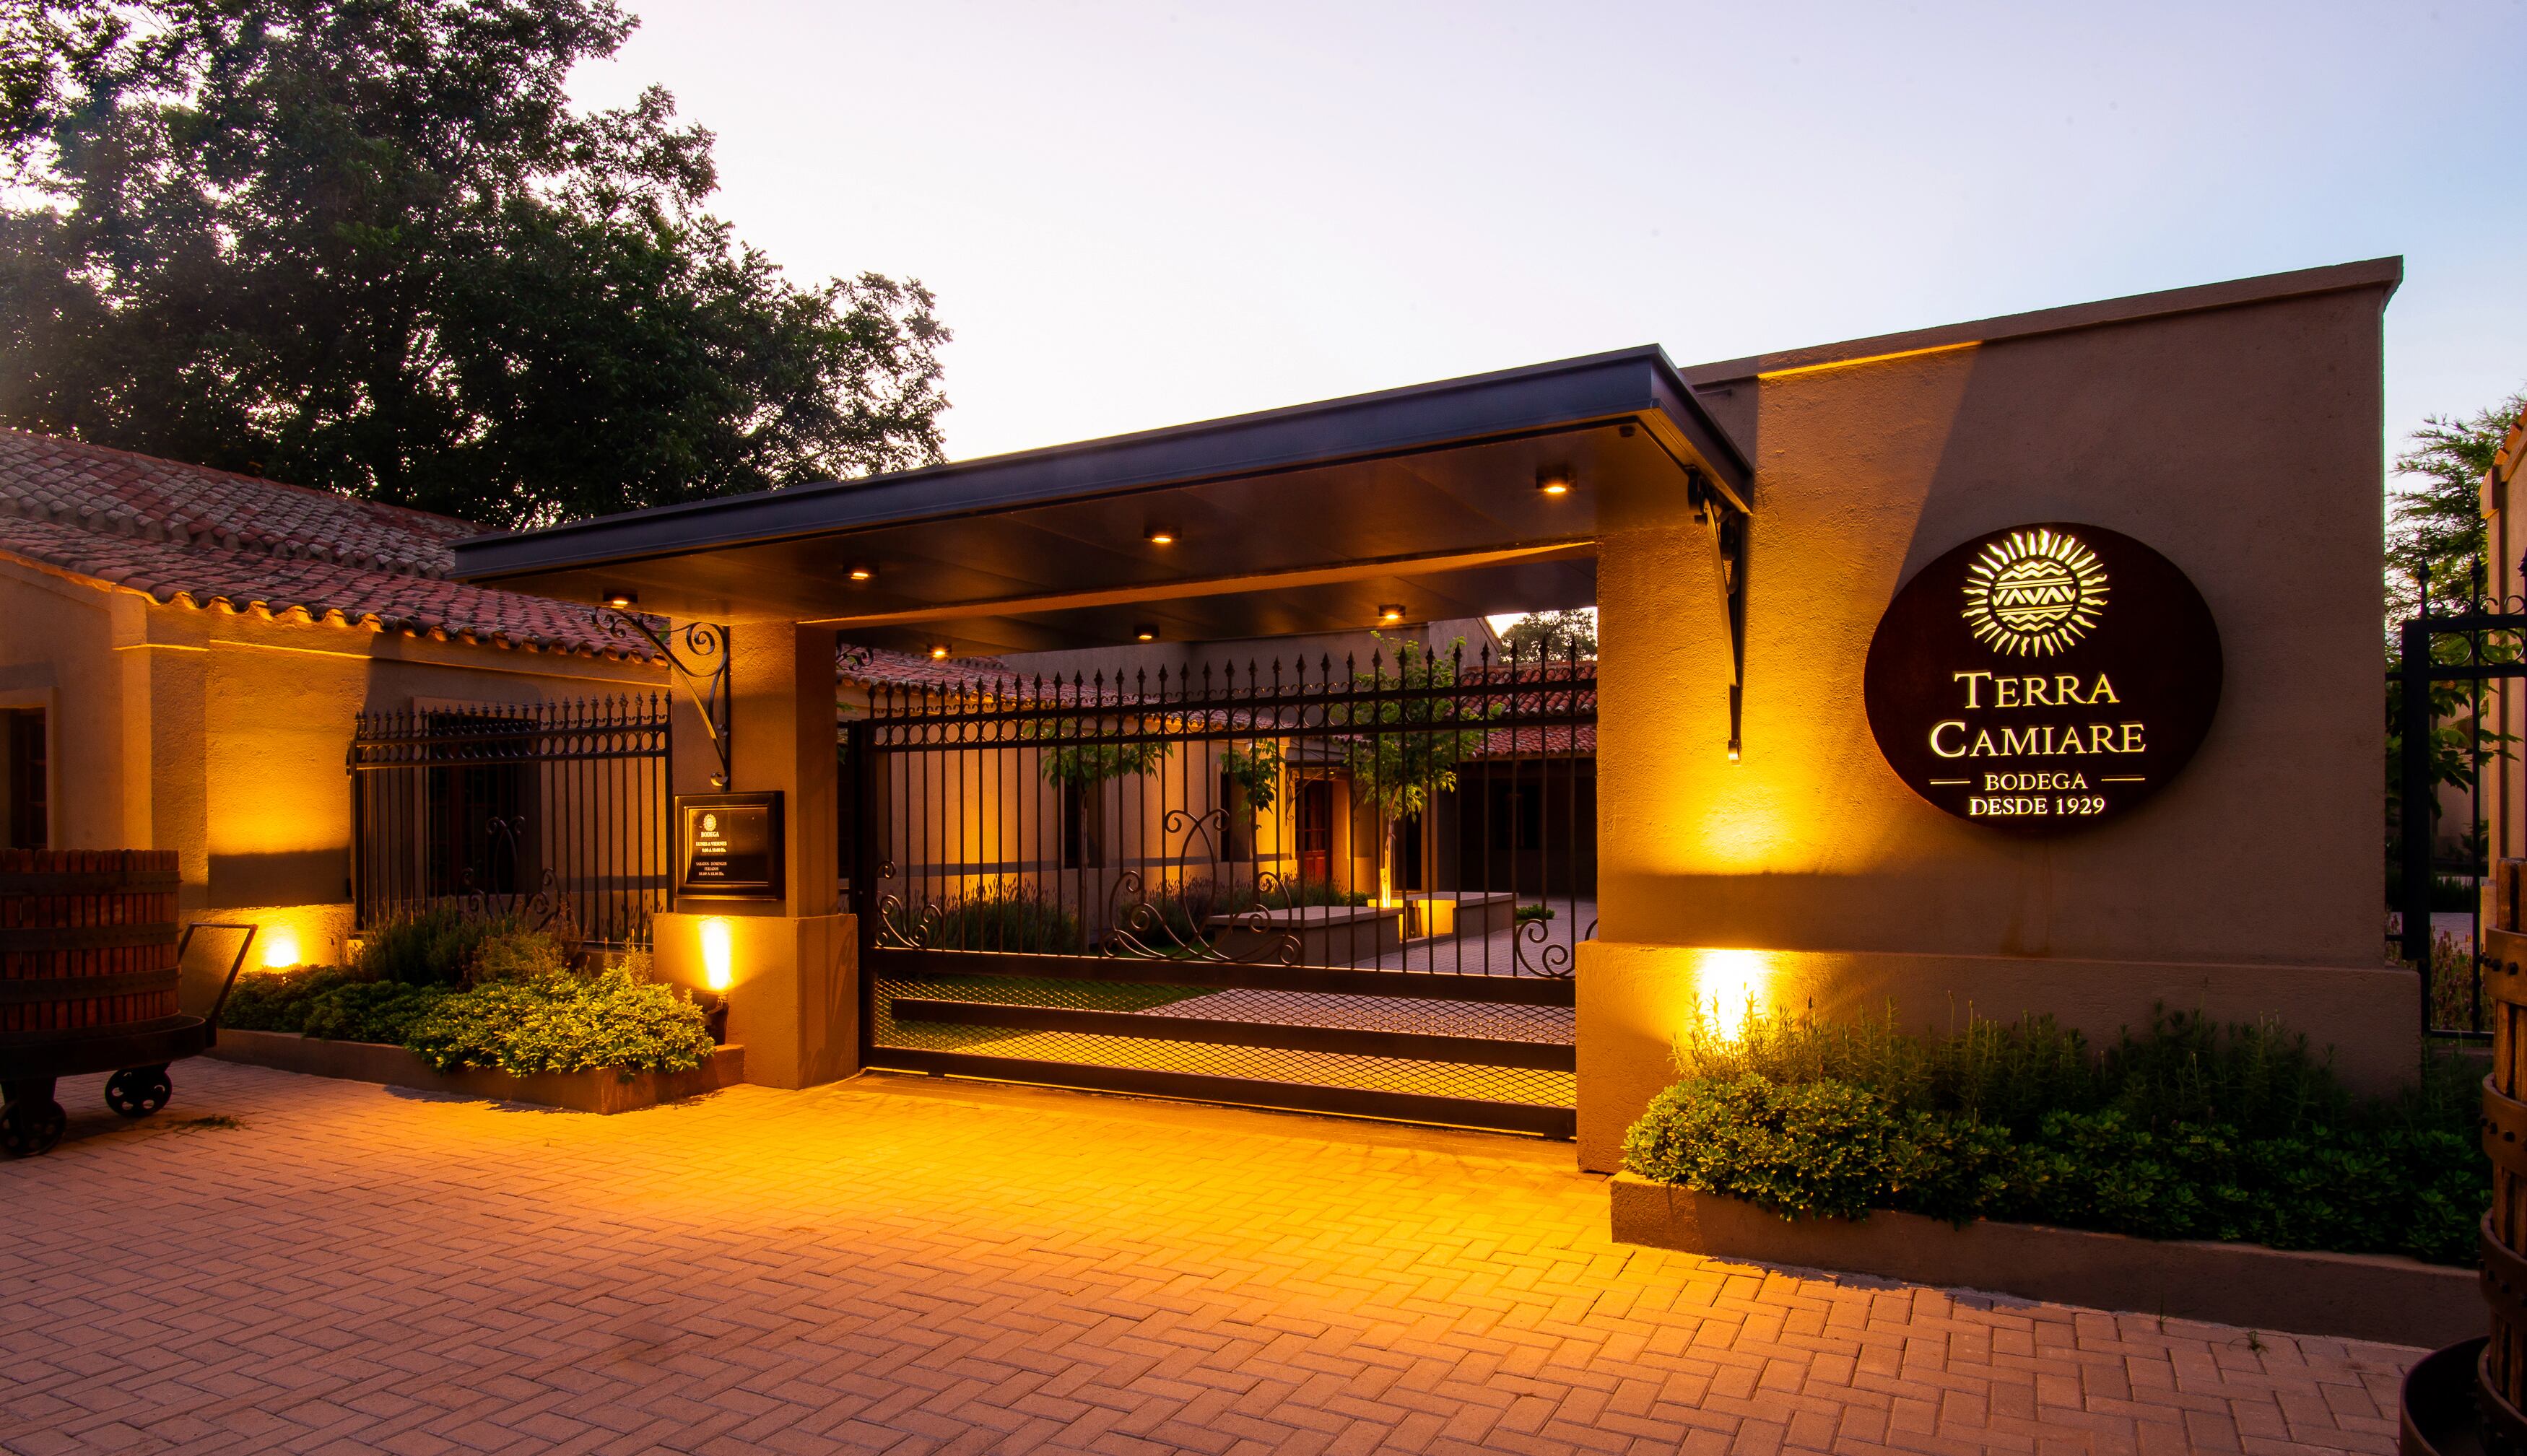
2483;922;2527;1452
0;849;183;1036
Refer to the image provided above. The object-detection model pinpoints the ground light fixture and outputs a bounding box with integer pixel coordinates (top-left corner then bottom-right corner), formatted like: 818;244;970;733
700;917;734;993
1378;604;1406;625
601;589;636;609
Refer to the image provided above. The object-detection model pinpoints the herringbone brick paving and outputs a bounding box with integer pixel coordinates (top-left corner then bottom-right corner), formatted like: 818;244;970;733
1;1061;2416;1455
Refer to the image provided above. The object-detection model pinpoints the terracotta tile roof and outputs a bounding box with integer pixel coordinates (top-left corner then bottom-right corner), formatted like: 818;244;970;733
840;645;1015;693
0;430;650;658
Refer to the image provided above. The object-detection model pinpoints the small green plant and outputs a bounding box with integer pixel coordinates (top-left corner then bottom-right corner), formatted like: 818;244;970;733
355;903;495;985
402;964;712;1077
219;964;371;1032
1515;904;1554;924
1627;1004;2488;1265
300;980;454;1044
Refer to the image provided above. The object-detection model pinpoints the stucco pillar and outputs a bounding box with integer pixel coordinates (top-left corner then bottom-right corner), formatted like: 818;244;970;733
1579;494;1738;1169
655;623;855;1089
110;596;209;915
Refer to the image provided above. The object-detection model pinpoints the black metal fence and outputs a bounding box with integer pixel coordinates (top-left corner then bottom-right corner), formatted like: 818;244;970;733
2391;566;2525;1037
849;642;1593;1135
348;695;673;947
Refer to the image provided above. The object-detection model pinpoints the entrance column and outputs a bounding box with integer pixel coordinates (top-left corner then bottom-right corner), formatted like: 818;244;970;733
656;623;855;1089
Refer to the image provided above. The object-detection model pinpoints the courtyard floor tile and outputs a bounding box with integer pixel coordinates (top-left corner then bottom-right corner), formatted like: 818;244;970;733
1;1061;2417;1455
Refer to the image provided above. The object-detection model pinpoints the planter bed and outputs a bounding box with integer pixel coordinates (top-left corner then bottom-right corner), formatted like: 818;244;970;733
208;1029;744;1114
1610;1172;2477;1349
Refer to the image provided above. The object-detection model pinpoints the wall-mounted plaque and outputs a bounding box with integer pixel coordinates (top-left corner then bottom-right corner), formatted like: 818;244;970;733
676;791;784;900
1862;523;2222;833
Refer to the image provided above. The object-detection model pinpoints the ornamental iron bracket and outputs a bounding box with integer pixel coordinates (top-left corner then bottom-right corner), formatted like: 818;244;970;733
603;612;732;788
1689;468;1750;760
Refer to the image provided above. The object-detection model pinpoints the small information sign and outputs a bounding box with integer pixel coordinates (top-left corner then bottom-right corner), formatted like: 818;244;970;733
675;792;785;901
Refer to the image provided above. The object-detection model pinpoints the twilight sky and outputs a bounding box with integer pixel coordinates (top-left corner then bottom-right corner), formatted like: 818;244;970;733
574;0;2526;478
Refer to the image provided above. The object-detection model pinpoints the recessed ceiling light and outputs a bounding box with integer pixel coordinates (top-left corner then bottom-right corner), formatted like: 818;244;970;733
1378;604;1405;624
928;644;950;660
1536;470;1573;497
601;590;636;609
1134;625;1157;642
1145;527;1176;546
848;566;873;582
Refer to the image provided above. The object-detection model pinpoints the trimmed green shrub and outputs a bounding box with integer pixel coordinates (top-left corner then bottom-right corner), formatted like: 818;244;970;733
403;966;712;1077
300;980;454;1044
219;964;370;1032
1622;1006;2487;1266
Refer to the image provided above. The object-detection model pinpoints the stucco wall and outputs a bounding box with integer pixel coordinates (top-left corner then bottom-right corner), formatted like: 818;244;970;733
1580;279;2408;1169
0;561;666;995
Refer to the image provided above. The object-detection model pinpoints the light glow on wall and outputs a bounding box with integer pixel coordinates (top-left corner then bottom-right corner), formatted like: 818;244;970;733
700;916;735;992
1691;947;1773;1043
259;925;302;969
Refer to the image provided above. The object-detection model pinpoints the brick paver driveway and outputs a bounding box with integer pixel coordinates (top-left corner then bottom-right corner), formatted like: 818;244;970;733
4;1061;2414;1455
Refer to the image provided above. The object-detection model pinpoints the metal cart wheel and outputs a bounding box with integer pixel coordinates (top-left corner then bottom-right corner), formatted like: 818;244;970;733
105;1065;173;1119
1;1080;66;1158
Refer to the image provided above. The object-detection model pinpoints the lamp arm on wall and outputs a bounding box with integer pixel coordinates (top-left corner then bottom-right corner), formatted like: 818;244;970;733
602;611;733;788
1688;468;1751;760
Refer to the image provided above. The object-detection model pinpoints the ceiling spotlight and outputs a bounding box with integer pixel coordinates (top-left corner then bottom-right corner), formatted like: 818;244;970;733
928;644;950;660
848;566;873;582
1144;526;1176;546
1536;469;1573;497
1377;604;1406;625
1134;625;1158;642
601;590;636;609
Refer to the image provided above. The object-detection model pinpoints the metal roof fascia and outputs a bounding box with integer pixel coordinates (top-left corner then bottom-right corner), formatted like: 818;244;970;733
449;345;1749;583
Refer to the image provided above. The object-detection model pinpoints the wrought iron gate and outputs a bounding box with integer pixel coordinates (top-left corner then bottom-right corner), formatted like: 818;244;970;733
349;695;674;947
851;643;1592;1137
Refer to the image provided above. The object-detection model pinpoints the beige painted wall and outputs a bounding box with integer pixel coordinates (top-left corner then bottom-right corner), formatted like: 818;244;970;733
1581;279;2409;1169
0;560;664;997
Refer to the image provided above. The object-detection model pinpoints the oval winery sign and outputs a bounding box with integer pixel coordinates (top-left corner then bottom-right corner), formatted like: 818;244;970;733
1862;522;2222;832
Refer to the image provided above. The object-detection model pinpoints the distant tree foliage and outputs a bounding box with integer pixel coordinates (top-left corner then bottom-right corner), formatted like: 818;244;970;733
2387;388;2527;619
1499;607;1596;661
0;0;949;527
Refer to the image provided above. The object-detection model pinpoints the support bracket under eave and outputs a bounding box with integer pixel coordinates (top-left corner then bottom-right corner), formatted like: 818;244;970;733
602;611;733;789
1689;468;1751;760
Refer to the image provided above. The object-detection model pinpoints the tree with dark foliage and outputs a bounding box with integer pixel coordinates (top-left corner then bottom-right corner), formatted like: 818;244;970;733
0;0;948;526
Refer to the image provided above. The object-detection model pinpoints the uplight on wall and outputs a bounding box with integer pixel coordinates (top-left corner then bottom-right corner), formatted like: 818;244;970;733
1692;948;1773;1044
700;917;735;993
259;925;302;970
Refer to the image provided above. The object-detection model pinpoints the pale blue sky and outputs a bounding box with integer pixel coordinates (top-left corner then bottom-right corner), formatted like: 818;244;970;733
575;0;2525;479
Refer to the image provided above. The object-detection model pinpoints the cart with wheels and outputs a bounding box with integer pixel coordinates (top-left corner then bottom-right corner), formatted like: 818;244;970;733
1;850;257;1158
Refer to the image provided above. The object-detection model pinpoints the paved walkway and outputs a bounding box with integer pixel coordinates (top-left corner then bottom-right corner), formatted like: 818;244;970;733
4;1061;2415;1455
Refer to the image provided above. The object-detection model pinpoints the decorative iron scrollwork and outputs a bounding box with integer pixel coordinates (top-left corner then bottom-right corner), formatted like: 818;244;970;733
1096;808;1300;965
601;612;733;788
461;816;567;934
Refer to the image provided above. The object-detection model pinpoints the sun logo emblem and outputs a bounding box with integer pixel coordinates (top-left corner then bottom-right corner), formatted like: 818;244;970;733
1962;528;2108;655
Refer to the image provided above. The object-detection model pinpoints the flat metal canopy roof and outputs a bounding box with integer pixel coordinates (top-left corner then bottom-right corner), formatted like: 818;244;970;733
450;346;1749;657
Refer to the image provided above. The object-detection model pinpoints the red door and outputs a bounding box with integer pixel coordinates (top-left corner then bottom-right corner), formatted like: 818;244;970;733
1297;780;1333;885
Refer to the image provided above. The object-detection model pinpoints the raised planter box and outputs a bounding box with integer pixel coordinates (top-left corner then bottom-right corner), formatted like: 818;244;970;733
1208;903;1403;963
206;1029;744;1114
1610;1172;2478;1348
